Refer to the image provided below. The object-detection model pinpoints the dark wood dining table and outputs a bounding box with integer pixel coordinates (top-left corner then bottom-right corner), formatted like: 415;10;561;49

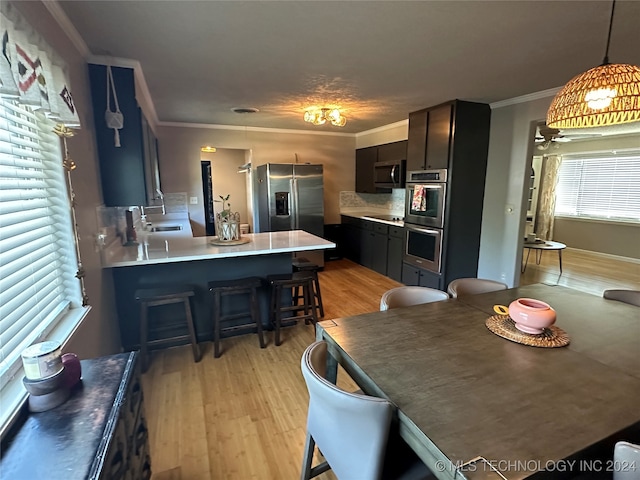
315;284;640;480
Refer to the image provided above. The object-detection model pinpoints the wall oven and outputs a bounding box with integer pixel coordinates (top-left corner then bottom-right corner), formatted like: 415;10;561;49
404;169;447;228
404;224;443;273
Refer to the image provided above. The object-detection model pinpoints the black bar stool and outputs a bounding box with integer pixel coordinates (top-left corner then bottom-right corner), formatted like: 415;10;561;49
292;257;325;318
268;272;318;346
208;276;265;358
135;285;201;373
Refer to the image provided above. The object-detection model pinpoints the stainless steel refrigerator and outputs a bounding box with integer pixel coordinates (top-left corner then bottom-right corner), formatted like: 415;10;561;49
253;163;325;266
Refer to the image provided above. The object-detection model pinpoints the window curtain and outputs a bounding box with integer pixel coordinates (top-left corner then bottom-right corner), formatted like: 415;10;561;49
0;1;80;128
534;155;562;240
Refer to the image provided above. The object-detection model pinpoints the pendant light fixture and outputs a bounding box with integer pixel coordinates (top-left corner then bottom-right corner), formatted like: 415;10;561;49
546;0;640;129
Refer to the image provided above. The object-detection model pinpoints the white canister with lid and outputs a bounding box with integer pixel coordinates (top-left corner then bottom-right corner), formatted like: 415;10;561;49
21;341;63;380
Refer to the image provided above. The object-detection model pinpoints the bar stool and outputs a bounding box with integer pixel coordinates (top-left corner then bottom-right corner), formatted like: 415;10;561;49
208;276;265;358
268;272;318;346
292;257;325;318
135;285;201;373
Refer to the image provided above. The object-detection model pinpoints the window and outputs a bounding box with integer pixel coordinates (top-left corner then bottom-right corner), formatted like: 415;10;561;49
555;153;640;222
0;99;82;431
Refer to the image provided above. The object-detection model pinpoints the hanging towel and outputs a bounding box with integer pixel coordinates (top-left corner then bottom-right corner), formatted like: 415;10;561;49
412;185;427;212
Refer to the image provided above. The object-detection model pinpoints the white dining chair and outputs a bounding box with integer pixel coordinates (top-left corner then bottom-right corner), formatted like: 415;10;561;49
300;341;434;480
603;289;640;307
447;277;508;298
614;441;640;480
380;286;449;311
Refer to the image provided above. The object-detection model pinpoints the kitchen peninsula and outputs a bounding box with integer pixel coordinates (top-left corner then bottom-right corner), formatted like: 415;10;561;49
102;230;335;351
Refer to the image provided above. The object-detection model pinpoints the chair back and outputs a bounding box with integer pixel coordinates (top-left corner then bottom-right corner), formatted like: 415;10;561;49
614;441;640;480
603;289;640;307
380;286;449;311
447;278;508;298
301;341;393;480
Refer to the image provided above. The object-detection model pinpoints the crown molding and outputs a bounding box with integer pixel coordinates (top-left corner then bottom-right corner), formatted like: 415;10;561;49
42;1;90;58
88;55;159;128
157;121;355;137
355;119;408;138
490;87;560;109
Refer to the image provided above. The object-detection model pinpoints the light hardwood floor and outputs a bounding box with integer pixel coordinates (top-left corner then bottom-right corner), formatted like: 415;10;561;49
143;251;639;479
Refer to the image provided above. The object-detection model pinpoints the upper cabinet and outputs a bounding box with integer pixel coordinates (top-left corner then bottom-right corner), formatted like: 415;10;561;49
407;103;453;171
355;140;407;193
88;64;161;207
355;146;378;193
377;140;407;163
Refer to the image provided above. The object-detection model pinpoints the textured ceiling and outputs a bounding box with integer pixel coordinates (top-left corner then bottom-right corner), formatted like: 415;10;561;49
58;0;640;134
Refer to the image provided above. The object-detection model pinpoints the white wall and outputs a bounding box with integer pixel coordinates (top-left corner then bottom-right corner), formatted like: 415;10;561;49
478;95;553;286
14;2;121;357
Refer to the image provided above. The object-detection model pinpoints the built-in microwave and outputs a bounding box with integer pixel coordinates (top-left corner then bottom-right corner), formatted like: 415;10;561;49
404;169;447;228
374;160;406;189
404;224;443;274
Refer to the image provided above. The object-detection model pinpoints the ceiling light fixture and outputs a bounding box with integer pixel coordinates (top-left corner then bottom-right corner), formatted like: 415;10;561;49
546;0;640;129
304;107;347;127
201;146;217;153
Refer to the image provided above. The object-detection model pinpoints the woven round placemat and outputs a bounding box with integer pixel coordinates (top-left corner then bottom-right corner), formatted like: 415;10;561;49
486;315;570;348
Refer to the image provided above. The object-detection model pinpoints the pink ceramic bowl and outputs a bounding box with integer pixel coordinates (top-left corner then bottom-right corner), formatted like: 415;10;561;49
509;298;556;334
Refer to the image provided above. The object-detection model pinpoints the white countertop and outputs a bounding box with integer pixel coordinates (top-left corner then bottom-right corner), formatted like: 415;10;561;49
340;210;405;227
101;230;336;268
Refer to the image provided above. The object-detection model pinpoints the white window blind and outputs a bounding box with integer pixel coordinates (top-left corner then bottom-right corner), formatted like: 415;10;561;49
0;99;81;390
555;154;640;222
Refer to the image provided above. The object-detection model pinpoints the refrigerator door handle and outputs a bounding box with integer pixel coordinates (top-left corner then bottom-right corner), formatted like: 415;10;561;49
290;178;298;229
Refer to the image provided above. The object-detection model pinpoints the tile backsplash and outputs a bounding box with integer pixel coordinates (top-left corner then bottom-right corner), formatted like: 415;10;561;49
339;189;406;215
96;192;189;246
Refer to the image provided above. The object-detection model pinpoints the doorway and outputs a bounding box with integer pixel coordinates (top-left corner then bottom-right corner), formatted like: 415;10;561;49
201;161;215;236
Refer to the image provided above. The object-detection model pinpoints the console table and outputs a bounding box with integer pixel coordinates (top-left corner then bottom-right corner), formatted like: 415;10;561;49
0;352;151;479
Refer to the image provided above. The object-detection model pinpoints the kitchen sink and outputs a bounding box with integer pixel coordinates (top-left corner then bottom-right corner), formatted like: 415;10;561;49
149;225;182;232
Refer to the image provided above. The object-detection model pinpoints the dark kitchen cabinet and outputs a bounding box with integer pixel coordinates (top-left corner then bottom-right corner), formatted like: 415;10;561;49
425;104;452;170
407;109;428;172
406;100;491;289
356;141;407;193
407;103;452;171
360;220;376;270
402;262;441;289
89;64;161;207
341;215;362;263
386;226;404;283
355;146;378;193
377;140;407;163
341;215;404;280
0;352;151;480
371;223;389;276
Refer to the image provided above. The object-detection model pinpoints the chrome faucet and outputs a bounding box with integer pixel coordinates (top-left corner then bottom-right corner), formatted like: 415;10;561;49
140;189;166;218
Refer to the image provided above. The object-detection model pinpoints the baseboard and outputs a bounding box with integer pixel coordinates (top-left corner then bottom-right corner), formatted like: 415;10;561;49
565;247;640;265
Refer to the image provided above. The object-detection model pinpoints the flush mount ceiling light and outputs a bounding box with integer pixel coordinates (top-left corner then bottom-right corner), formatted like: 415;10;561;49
201;146;216;153
304;107;347;127
547;0;640;129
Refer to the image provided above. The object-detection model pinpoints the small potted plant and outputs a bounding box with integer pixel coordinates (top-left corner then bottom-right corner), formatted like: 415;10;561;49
214;194;241;241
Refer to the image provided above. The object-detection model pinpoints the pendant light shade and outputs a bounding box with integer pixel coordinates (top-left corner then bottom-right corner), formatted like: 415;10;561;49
546;63;640;129
546;0;640;129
